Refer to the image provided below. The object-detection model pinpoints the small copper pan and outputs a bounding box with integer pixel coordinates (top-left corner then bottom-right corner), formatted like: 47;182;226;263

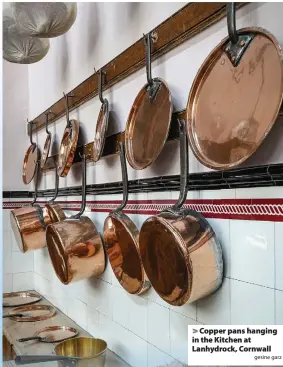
104;142;150;295
186;3;283;170
7;304;56;322
18;325;78;343
139;120;223;306
58;93;79;177
125;33;172;170
22;121;39;184
93;70;109;162
46;154;106;285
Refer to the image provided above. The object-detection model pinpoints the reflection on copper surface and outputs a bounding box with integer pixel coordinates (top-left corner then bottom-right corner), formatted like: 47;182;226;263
22;145;39;184
55;337;107;367
58;120;79;177
104;212;150;294
125;78;172;170
40;134;51;169
46;217;105;285
3;292;42;307
93;102;109;162
187;28;283;170
10;204;66;253
139;209;223;305
8;305;56;322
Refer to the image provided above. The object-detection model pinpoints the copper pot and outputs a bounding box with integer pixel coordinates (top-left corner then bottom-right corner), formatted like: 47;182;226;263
139;120;223;306
10;162;65;253
46;154;106;285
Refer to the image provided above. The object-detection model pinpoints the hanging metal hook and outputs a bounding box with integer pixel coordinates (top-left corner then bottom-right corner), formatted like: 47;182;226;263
114;142;128;212
31;161;39;206
28;120;36;147
44;111;52;136
48;164;59;203
227;3;238;44
63;92;74;128
144;33;153;88
71;152;87;219
98;69;106;104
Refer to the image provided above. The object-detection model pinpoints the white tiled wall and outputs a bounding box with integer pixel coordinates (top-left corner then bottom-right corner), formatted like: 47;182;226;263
3;187;283;367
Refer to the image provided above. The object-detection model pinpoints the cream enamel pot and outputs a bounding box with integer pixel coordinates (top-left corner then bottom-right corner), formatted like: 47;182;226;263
46;154;106;285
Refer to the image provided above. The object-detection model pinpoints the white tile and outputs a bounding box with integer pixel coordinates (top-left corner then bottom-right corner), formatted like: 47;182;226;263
275;291;283;324
12;251;34;274
127;293;148;340
3;273;13;292
275;223;283;291
230;220;275;288
97;313;115;350
87;278;113;318
170;302;196;321
34;252;54;281
147;192;171;200
69;280;89;304
147;301;170;355
34;273;52;297
221;189;236;199
10;231;20;252
236;186;283;199
172;190;199;200
112;286;130;328
67;298;87;330
86;305;99;336
147;344;176;367
146;286;170;309
13;272;34;292
3;230;12;274
3;209;11;230
97;261;113;284
231;279;275;324
206;219;230;277
170;311;200;364
197;277;230;325
199;190;221;200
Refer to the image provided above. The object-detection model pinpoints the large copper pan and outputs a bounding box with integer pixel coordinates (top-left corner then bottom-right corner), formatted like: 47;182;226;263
186;3;283;170
22;121;39;184
10;162;65;253
58;93;79;177
125;33;172;170
46;154;106;285
15;337;107;367
139;120;223;306
104;142;150;295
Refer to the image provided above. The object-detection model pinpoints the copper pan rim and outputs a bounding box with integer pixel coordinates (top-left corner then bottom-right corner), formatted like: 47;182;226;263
40;134;51;169
93;100;109;162
125;77;173;170
104;211;150;295
186;26;283;170
22;144;39;184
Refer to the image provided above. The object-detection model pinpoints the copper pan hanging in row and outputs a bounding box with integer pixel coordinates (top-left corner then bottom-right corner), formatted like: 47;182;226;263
125;33;172;170
22;121;39;184
186;3;283;170
103;142;150;295
139;120;223;306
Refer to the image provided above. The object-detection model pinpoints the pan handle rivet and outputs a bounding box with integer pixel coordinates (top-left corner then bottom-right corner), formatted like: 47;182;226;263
232;56;236;62
239;41;245;47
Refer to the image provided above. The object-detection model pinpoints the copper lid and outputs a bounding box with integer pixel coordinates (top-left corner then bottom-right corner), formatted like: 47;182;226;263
8;305;56;322
22;144;39;184
57;120;79;177
104;212;150;295
3;292;42;307
40;134;51;169
125;78;172;170
93;101;109;162
187;27;283;170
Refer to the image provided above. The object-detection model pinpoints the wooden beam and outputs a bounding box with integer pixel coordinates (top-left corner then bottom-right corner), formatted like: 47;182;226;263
30;2;247;135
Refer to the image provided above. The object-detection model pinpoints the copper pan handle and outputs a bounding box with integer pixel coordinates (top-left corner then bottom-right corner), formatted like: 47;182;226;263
114;142;128;212
15;355;75;365
48;164;59;203
227;3;238;44
18;336;42;342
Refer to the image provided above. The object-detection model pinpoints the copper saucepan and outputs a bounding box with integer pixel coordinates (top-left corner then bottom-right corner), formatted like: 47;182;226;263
15;337;107;367
46;154;106;285
186;3;283;170
22;121;39;185
104;142;150;295
139;120;223;306
125;33;172;170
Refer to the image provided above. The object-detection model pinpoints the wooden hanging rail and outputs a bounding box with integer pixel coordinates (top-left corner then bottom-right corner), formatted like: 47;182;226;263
30;2;247;134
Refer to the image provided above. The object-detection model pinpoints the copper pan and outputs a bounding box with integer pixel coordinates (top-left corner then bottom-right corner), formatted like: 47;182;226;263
58;93;79;177
139;120;223;306
15;337;107;367
93;70;109;162
125;33;172;170
104;142;150;295
18;325;78;343
40;111;52;169
186;3;283;170
46;154;106;285
22;121;39;184
11;161;64;253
